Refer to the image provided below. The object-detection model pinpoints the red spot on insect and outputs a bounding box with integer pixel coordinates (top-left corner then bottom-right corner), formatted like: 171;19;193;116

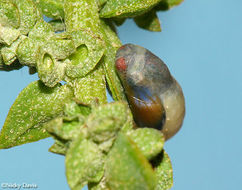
119;45;127;50
115;57;127;72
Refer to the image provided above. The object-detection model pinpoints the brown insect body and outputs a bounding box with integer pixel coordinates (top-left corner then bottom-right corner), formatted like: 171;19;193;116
115;44;185;140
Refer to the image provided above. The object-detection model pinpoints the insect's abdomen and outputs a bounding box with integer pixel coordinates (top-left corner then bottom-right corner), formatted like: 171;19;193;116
115;44;185;140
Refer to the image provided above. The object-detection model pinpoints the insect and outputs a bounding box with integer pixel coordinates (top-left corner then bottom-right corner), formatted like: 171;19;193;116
115;44;185;140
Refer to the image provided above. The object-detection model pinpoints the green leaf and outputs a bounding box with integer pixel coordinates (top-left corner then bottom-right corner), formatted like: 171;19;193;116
134;10;161;32
13;0;40;34
66;30;105;78
16;37;38;66
0;80;73;149
66;138;105;190
86;102;128;144
100;0;162;18
100;20;126;101
45;117;85;141
63;101;91;121
128;128;165;160
33;0;64;19
71;64;107;104
48;19;65;32
0;26;20;45
155;0;183;11
43;38;76;60
105;133;157;190
64;0;101;33
28;20;55;41
0;0;20;28
37;51;65;87
1;35;26;65
120;106;134;133
49;139;69;155
88;177;109;190
18;21;75;67
152;151;173;190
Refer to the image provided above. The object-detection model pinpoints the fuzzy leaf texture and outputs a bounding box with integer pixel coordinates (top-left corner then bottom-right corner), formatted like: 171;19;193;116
0;81;73;149
100;0;162;18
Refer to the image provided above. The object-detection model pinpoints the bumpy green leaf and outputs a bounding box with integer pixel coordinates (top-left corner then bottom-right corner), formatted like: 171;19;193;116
44;38;76;60
64;0;101;33
16;37;38;66
28;20;55;41
1;35;26;65
63;101;91;121
152;151;173;190
64;0;105;79
100;20;126;101
100;0;162;18
66;30;105;78
37;52;65;87
71;64;107;104
0;80;73;149
134;10;161;32
105;133;157;190
87;102;128;144
19;21;75;67
46;117;85;141
120;106;134;133
0;1;20;28
66;138;105;190
13;0;40;34
128;128;164;160
0;26;20;45
34;0;64;19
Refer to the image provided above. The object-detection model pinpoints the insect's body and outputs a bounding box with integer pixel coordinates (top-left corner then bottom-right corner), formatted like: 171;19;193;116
115;44;185;140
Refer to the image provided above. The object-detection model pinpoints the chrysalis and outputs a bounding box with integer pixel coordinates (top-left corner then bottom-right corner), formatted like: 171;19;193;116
115;44;185;140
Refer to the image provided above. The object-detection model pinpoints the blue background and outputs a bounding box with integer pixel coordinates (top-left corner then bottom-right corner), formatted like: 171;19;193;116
1;0;242;189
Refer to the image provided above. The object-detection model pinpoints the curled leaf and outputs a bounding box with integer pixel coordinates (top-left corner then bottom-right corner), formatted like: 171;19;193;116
134;10;161;32
49;139;69;155
1;35;26;65
34;0;64;19
100;0;162;18
44;38;76;60
66;30;105;78
100;20;126;101
17;37;38;66
37;51;65;87
128;128;165;160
